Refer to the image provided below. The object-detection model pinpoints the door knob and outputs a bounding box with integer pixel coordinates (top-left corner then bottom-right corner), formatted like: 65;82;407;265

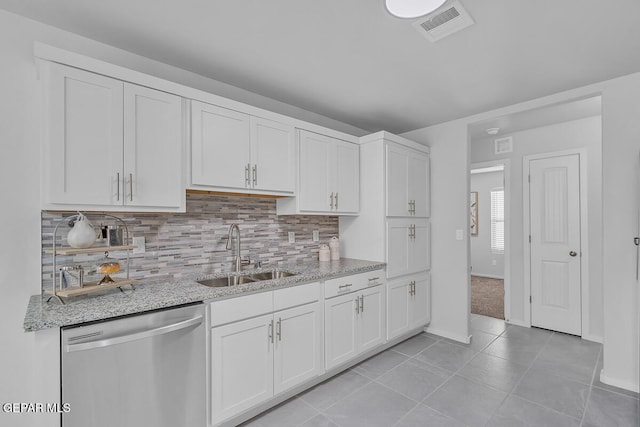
569;251;577;257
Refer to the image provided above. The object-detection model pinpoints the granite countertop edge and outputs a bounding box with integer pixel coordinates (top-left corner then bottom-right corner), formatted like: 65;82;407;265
24;258;386;332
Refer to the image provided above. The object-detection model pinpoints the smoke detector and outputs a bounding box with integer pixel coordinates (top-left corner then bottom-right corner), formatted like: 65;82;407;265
412;0;474;42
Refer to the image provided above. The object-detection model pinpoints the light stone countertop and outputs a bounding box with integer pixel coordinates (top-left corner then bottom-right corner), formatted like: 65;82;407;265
23;258;386;332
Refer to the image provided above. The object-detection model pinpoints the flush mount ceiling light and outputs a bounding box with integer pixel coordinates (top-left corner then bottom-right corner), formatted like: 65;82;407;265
486;127;500;135
385;0;448;18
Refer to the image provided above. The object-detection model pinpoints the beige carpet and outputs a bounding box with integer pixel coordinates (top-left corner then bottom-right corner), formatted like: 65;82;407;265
471;275;504;320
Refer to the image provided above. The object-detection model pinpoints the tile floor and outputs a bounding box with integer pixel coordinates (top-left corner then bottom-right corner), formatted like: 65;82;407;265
242;314;639;427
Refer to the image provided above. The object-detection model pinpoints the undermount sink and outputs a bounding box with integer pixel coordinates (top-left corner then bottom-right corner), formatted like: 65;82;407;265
197;270;298;288
245;270;297;281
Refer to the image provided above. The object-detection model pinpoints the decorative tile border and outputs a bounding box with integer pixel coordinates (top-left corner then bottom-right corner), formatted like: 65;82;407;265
41;193;339;290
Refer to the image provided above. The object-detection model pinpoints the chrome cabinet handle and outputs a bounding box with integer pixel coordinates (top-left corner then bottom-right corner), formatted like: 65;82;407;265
268;319;274;343
355;297;360;314
129;173;133;202
360;295;364;312
116;172;120;201
252;164;258;187
330;192;334;209
569;251;577;257
245;163;251;187
335;192;339;210
339;284;353;290
276;318;282;341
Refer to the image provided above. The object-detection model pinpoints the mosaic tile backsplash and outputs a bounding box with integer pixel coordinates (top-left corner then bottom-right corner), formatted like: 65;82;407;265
41;193;339;290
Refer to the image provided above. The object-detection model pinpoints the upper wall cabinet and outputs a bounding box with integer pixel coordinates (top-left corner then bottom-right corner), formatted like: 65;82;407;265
42;62;185;212
386;144;430;218
277;130;359;215
190;101;295;195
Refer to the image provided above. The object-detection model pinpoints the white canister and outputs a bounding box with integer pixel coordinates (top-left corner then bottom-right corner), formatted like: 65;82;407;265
329;236;340;260
319;245;331;262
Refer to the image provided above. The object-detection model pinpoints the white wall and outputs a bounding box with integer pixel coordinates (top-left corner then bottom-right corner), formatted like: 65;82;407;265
0;9;366;427
403;74;640;393
471;116;603;339
470;171;505;278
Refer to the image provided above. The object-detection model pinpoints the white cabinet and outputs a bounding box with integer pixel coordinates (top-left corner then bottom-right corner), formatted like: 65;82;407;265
273;302;323;394
210;283;322;425
277;130;359;215
210;313;274;423
386;219;430;279
386;143;430;218
43;62;184;211
387;272;431;340
324;283;385;370
190;101;295;194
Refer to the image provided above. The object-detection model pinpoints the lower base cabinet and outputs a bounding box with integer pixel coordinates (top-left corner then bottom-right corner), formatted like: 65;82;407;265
324;284;385;370
211;296;322;425
387;272;431;341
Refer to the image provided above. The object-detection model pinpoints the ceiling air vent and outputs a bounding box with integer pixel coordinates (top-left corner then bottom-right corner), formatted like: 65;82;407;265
412;0;474;42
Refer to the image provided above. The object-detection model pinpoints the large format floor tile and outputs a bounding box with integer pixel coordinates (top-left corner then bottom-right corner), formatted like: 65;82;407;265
513;367;590;419
395;403;466;427
241;398;319;427
376;358;451;402
299;370;370;411
458;352;529;393
351;349;408;380
243;315;639;427
487;395;581;427
423;375;508;427
323;382;416;427
583;386;640;427
391;333;438;356
414;341;477;373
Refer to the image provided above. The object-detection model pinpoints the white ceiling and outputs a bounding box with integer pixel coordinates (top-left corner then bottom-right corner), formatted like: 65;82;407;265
1;0;638;134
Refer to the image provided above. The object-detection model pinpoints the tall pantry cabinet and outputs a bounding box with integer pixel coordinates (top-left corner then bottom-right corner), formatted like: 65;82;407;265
340;131;431;341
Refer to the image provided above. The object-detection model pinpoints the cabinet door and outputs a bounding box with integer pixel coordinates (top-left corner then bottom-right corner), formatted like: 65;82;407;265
334;140;359;214
250;117;295;193
386;220;411;279
358;286;385;353
273;302;322;394
324;293;358;370
409;220;430;273
408;152;429;218
387;279;412;341
211;314;274;424
123;84;183;209
386;144;410;217
299;130;332;212
46;62;123;206
411;272;431;329
191;101;250;189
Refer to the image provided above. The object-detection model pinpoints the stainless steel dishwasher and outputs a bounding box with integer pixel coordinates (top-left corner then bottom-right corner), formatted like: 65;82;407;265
61;303;206;427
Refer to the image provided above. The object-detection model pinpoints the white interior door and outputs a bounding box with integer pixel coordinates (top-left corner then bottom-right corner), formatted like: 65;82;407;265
529;154;582;335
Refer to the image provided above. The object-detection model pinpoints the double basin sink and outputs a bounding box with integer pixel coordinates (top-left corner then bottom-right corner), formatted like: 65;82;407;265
197;270;297;288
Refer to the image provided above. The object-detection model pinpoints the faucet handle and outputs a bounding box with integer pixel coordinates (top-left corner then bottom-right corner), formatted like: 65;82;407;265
254;260;266;268
240;256;251;266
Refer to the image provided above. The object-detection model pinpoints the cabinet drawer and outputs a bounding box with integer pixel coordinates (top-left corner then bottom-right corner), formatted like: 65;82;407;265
210;291;273;327
273;282;320;311
324;270;384;299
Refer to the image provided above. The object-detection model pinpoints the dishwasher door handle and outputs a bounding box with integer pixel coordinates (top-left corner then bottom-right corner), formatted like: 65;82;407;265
66;315;204;353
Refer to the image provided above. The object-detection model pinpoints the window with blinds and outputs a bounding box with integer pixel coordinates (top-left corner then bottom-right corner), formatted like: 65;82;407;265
491;189;504;254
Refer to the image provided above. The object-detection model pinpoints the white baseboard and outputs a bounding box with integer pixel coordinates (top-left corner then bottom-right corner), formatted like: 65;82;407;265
424;326;471;344
505;318;529;327
581;334;603;344
600;370;640;393
470;273;504;280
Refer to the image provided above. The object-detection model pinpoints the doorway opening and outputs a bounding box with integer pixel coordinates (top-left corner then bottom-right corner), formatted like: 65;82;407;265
470;162;509;321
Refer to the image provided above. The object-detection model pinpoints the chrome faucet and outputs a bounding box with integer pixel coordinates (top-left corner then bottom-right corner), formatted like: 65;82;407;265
226;224;243;272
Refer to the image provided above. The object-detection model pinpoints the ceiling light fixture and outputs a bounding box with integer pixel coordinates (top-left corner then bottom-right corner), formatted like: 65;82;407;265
486;127;500;135
385;0;448;18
